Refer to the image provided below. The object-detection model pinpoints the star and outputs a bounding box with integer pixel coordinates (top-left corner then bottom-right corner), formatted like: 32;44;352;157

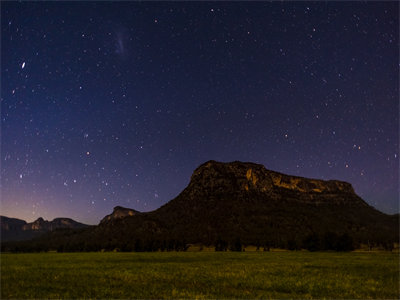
1;1;397;224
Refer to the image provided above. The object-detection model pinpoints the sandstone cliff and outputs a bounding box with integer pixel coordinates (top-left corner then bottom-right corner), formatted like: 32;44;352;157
100;206;140;224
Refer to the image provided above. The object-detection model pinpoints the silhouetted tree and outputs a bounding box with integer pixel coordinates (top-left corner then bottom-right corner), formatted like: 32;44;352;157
230;237;242;252
287;239;299;250
167;239;175;251
336;233;354;251
134;239;143;252
160;240;167;252
382;240;394;252
255;239;261;251
321;232;338;250
303;233;320;251
215;237;228;251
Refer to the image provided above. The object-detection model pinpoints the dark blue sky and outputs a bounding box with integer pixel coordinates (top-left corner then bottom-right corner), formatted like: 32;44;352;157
1;2;398;224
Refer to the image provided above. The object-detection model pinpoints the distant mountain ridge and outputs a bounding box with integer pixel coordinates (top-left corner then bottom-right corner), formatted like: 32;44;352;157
1;160;398;251
0;216;89;242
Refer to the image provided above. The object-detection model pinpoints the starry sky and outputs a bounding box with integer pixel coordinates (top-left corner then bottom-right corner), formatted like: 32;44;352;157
1;2;398;225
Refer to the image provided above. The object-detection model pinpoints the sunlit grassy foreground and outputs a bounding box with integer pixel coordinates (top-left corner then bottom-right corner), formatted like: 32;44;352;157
1;251;398;299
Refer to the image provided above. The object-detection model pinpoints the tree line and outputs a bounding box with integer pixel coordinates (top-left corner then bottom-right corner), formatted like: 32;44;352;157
1;229;397;253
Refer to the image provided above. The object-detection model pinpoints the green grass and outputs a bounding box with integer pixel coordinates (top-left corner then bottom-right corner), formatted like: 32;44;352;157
1;251;398;299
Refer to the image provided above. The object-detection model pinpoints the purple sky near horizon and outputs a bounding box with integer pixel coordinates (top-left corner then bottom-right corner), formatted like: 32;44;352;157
1;2;398;225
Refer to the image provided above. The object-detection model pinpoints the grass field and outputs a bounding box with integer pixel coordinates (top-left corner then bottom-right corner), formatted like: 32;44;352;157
1;251;399;299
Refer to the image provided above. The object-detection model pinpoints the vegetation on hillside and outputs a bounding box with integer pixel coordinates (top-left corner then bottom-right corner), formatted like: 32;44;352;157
1;161;398;252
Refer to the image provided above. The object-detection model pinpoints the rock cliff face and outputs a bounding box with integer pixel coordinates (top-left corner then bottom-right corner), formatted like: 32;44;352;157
190;160;355;196
100;206;140;224
1;216;89;242
152;160;393;244
169;160;366;210
2;160;398;250
21;217;88;231
0;216;27;231
94;161;395;247
22;217;46;231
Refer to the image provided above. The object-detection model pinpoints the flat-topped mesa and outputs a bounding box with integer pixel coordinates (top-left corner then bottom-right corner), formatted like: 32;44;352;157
100;206;140;224
190;160;355;195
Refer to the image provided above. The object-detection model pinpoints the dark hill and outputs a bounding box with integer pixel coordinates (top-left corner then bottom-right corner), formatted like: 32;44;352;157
2;161;398;251
94;160;397;247
152;160;395;243
1;216;89;242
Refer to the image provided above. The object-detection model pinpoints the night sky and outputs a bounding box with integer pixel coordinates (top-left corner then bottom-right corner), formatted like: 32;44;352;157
1;2;398;225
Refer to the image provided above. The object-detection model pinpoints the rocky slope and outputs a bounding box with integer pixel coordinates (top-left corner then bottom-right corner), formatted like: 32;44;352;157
95;160;397;247
100;206;140;224
150;160;395;243
2;160;398;250
1;216;89;242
